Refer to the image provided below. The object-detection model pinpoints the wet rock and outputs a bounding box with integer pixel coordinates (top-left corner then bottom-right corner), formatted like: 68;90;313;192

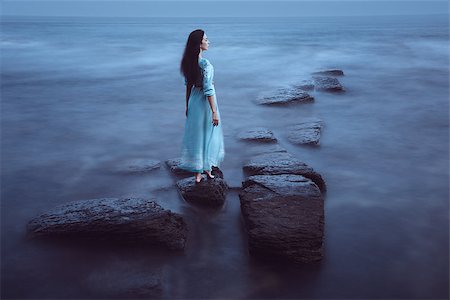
114;158;160;174
312;69;344;76
165;158;224;178
176;177;228;207
83;265;163;299
257;87;314;105
165;158;190;175
295;79;315;91
26;197;188;250
239;174;324;263
313;76;344;92
237;127;277;143
287;118;324;146
243;151;326;192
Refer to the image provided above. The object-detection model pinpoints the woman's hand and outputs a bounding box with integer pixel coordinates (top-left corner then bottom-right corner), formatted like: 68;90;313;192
212;112;219;126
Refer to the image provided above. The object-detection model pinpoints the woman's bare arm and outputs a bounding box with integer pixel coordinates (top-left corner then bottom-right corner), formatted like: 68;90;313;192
207;95;219;126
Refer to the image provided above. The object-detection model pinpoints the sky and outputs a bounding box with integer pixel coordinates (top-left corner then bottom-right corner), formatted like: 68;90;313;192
1;0;448;17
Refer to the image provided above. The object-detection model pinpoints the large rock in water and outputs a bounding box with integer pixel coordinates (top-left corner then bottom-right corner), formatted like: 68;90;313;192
26;197;188;250
176;177;228;207
256;87;314;105
243;151;326;192
287;118;324;146
239;174;324;263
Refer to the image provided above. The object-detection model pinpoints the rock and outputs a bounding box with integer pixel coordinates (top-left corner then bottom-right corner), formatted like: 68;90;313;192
237;127;277;143
312;69;344;76
165;158;224;178
176;177;228;207
256;87;314;105
239;174;324;263
165;158;190;175
243;151;326;192
114;158;160;174
295;79;315;91
83;265;163;298
26;197;188;250
313;76;344;92
287;118;324;146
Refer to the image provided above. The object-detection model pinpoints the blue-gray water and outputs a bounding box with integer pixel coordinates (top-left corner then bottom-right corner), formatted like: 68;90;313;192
1;15;449;299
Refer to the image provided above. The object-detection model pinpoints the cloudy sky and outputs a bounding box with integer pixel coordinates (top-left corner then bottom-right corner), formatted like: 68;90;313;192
1;0;448;17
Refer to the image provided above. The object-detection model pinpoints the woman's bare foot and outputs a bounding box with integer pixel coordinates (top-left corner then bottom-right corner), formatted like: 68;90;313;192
204;169;215;179
195;173;203;183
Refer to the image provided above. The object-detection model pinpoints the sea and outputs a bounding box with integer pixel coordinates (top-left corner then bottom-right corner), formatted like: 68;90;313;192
1;14;449;299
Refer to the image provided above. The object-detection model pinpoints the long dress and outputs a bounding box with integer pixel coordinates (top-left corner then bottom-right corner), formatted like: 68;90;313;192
179;57;225;173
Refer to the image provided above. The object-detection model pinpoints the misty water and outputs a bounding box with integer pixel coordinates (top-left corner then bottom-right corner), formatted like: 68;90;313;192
1;15;449;299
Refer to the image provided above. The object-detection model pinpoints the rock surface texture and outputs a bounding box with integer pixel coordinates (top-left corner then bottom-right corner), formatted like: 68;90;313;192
243;151;326;192
257;87;314;105
287;118;324;146
239;174;324;263
312;76;344;92
26;197;188;250
237;127;277;143
312;69;344;76
176;177;228;207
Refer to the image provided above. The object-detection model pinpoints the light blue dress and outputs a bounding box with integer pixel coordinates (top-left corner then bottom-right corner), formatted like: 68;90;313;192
179;57;225;173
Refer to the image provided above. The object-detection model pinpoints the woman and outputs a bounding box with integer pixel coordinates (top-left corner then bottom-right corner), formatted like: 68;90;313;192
179;29;225;183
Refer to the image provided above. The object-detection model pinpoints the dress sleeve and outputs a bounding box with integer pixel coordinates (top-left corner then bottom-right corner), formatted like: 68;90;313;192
200;59;216;97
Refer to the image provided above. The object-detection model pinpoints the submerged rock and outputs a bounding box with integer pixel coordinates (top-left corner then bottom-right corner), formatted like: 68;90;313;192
176;177;228;207
313;76;344;92
287;118;324;146
114;158;161;174
257;87;314;105
26;197;188;250
295;79;315;91
312;69;344;76
237;127;277;143
239;174;324;263
83;266;163;298
243;151;326;192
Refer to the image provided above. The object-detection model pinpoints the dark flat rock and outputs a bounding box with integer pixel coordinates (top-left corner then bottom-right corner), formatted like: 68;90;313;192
239;174;324;263
237;127;277;143
287;118;324;146
257;87;314;105
26;197;188;250
114;158;161;174
312;69;344;76
176;177;228;207
313;76;344;92
243;151;326;192
165;158;224;178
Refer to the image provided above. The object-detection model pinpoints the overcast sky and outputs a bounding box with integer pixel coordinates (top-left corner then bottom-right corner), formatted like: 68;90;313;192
1;0;448;17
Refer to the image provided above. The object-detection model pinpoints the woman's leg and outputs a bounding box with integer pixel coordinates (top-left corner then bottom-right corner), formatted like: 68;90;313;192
204;168;215;179
195;172;203;182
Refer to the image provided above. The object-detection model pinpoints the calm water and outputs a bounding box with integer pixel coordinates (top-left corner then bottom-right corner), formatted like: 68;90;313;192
1;14;449;299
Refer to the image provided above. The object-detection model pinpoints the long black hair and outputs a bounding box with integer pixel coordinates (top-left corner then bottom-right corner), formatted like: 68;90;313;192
180;29;204;86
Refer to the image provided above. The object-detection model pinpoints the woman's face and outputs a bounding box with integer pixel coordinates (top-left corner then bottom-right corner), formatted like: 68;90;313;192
200;34;210;51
